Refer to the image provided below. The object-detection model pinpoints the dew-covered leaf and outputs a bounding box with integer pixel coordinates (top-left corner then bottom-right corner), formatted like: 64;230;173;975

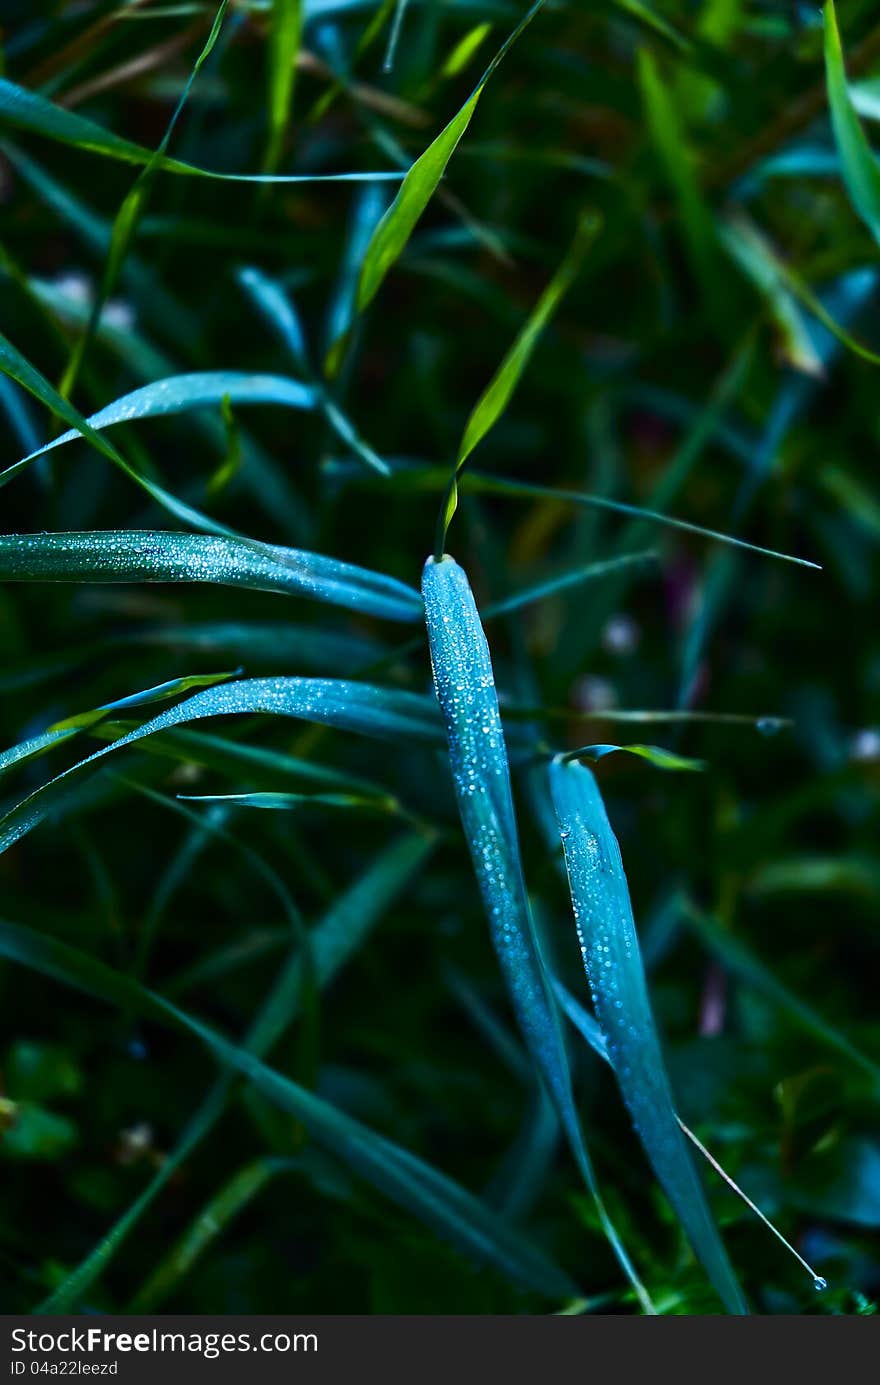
0;531;422;623
548;756;748;1314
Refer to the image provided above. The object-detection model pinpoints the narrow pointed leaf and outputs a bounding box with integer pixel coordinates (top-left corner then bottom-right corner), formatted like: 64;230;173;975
0;531;422;623
0;77;401;184
354;0;547;315
561;743;706;773
264;0;303;174
824;0;880;245
548;756;748;1314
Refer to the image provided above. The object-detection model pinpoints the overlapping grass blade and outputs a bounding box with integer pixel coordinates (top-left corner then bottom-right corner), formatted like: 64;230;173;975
352;0;547;318
422;554;655;1312
0;917;577;1306
548;756;748;1314
436;213;600;553
824;0;880;245
0;76;401;183
0;677;442;857
0;531;422;622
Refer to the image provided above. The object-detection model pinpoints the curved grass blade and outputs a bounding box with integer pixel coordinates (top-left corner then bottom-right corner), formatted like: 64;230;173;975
178;790;399;814
0;916;578;1306
481;551;657;622
0;531;421;622
824;0;880;245
548;756;748;1314
0;677;442;857
422;553;655;1312
3;372;317;484
35;831;434;1311
0;77;402;184
353;0;548;317
435;212;600;554
560;744;706;773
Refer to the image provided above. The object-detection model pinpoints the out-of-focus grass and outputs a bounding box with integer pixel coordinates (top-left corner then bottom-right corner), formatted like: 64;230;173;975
0;0;878;1316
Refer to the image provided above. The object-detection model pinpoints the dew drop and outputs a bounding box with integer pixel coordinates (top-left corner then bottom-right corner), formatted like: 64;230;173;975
813;1276;827;1292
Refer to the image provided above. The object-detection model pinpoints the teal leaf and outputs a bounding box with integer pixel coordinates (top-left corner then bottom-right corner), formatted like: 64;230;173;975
548;756;748;1314
824;0;880;245
0;531;422;623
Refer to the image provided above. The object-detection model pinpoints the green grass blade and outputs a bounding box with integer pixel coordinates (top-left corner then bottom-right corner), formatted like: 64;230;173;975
422;553;655;1313
435;212;600;554
264;0;303;174
560;744;706;772
0;677;442;857
353;0;548;317
824;0;880;245
481;552;657;622
548;757;748;1315
0;918;578;1304
0;76;401;184
0;531;422;622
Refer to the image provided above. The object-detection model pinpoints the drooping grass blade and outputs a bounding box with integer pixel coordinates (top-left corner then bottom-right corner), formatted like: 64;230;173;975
0;531;422;622
0;917;578;1306
548;756;748;1314
422;553;655;1312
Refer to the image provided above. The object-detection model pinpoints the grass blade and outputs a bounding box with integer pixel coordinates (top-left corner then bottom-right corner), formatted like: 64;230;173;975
422;553;655;1312
0;917;578;1305
548;756;748;1314
0;76;401;184
824;0;880;245
0;531;422;622
264;0;303;174
560;744;706;773
435;212;600;554
353;0;548;317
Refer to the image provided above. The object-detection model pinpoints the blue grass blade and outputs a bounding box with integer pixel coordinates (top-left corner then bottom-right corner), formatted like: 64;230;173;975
422;553;655;1312
548;757;748;1314
3;373;317;482
0;77;401;184
0;531;422;622
0;918;578;1305
0;677;442;857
